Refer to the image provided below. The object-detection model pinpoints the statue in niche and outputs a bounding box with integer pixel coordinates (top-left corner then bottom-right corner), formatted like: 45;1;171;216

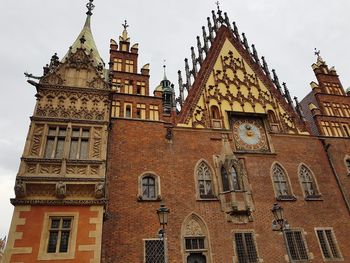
14;180;26;198
95;182;105;199
55;181;66;199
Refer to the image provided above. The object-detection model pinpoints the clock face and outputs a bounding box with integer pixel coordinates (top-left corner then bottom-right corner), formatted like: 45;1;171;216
232;118;269;152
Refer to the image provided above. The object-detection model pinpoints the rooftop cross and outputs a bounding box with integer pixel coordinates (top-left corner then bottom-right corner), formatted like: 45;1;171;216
215;1;220;11
122;20;129;31
86;0;95;16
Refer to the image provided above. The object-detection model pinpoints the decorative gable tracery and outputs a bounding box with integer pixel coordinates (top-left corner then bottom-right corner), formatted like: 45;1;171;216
176;7;308;134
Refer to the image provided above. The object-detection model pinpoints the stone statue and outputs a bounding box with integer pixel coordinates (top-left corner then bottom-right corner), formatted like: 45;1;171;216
14;180;26;198
95;182;105;199
55;181;66;199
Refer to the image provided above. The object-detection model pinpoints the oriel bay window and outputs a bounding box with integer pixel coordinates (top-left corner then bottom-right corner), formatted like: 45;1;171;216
69;128;90;159
45;127;67;159
47;217;72;253
221;165;241;192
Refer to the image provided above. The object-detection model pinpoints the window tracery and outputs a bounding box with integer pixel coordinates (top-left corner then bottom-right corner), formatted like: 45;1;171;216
196;161;214;199
299;164;320;199
271;163;295;200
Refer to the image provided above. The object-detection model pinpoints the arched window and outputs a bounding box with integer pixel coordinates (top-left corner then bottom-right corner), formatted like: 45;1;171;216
272;163;294;200
210;105;220;119
142;176;155;199
182;213;212;263
221;167;230;192
196;161;214;199
138;173;160;201
231;166;241;191
299;165;320;199
221;165;241;192
125;105;132;118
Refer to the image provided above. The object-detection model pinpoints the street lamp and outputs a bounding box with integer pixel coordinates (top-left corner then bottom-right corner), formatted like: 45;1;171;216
271;203;291;261
157;204;170;237
271;203;289;231
157;204;170;263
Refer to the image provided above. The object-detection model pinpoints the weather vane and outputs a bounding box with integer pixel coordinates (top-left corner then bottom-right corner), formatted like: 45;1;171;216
122;20;129;31
86;0;95;16
314;48;321;59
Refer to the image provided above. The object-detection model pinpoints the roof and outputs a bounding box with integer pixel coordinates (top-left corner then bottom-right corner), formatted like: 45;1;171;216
62;14;104;68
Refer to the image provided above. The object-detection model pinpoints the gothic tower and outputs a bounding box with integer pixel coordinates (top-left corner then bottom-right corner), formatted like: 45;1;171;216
3;1;109;262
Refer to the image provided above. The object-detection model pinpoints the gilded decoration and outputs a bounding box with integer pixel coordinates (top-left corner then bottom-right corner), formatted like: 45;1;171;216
231;116;269;152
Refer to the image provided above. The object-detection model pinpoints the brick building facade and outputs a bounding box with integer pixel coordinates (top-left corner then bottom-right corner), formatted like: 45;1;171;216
3;1;350;263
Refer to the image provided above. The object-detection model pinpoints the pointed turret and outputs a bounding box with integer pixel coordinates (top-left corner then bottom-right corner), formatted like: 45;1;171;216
62;0;104;68
156;64;175;114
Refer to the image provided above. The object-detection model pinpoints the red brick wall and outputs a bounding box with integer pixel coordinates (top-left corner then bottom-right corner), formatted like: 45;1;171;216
102;119;350;262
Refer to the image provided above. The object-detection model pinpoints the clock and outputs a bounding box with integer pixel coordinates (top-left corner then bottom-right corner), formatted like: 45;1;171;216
232;118;269;152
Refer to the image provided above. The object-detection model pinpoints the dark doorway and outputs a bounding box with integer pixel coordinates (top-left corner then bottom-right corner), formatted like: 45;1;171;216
187;253;206;263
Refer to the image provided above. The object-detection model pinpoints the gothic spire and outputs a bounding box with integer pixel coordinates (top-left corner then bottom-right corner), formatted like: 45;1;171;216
62;0;104;67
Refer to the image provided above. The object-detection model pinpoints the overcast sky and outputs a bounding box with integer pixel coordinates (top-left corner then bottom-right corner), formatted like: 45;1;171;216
0;0;349;238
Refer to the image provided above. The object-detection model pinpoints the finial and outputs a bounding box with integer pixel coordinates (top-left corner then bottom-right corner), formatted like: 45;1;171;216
215;1;220;11
163;60;168;80
314;48;320;58
86;0;95;16
122;20;129;31
314;48;324;62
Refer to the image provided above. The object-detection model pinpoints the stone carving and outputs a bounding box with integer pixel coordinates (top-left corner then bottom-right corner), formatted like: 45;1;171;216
26;164;37;174
35;92;108;122
66;165;88;175
40;72;64;85
87;76;108;89
30;124;44;156
90;166;99;175
95;182;105;199
39;165;50;174
92;128;102;158
184;219;203;236
55;181;66;199
14;180;26;198
38;164;61;175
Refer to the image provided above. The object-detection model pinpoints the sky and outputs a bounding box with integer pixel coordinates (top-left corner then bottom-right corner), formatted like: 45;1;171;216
0;0;350;238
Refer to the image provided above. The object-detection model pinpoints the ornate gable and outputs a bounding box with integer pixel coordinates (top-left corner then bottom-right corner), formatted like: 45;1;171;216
176;10;308;134
40;47;108;90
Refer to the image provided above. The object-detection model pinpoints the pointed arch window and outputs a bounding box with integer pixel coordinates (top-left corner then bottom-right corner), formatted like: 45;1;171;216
196;161;214;199
272;164;295;200
299;165;321;199
221;165;242;192
182;214;212;263
231;166;241;191
221;167;230;192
